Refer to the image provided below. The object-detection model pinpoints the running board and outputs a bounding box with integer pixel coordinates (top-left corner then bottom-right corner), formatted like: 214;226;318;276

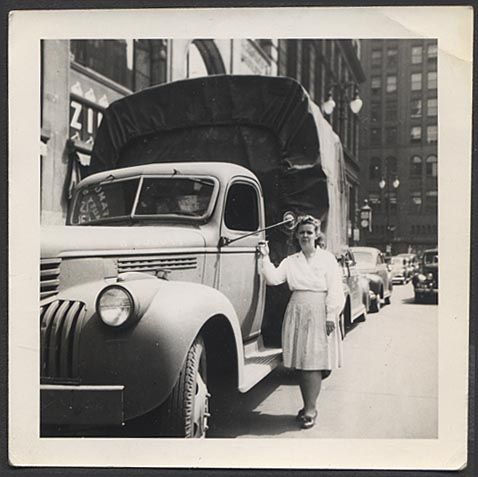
239;336;282;393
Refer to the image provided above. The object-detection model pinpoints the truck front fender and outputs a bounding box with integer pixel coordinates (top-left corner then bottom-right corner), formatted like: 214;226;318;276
77;279;245;421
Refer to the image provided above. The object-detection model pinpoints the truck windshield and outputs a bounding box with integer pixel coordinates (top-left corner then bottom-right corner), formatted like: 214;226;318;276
71;176;216;225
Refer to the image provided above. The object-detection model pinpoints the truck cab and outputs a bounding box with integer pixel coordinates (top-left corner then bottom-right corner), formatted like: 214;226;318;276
41;162;283;437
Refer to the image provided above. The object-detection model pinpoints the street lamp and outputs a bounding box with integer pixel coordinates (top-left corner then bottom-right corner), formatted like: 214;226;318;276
322;82;363;116
378;175;400;255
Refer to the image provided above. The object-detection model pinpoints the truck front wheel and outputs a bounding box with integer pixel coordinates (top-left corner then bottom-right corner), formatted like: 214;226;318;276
159;335;210;438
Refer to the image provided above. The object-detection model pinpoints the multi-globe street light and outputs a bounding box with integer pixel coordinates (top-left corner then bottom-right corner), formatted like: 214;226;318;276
378;175;400;255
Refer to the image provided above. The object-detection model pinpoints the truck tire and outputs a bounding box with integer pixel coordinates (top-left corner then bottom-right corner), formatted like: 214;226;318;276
159;336;210;438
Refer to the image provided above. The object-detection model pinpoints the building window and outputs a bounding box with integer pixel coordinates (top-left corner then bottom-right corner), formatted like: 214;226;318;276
410;126;422;143
426;155;438;176
410;191;423;213
386;75;397;93
286;41;298;77
411;73;422;91
370;102;381;123
410;99;422;118
71;40;134;90
427;98;438;116
369;157;381;179
427;71;437;89
385;127;397;144
410;155;423;176
300;41;310;90
427;44;438;61
387;156;397;175
426;125;438;143
387;48;398;67
385;101;397;121
371;76;381;95
371;128;381;145
426;190;438;210
308;47;316;99
411;46;423;64
371;49;382;66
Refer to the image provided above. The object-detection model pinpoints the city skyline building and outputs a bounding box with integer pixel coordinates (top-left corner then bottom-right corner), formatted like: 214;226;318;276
358;39;438;255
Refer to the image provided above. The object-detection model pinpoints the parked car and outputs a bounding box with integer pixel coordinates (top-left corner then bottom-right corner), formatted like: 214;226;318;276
350;247;393;312
390;256;409;285
396;253;419;281
412;248;438;303
336;249;370;335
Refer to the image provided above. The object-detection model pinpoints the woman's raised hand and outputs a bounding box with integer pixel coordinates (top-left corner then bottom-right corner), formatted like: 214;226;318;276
257;240;270;257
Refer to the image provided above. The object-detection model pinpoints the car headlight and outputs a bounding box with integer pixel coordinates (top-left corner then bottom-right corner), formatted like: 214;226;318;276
427;273;434;281
417;274;427;282
96;285;135;327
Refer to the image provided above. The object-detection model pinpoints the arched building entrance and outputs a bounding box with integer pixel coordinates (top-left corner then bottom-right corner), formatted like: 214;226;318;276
185;40;226;78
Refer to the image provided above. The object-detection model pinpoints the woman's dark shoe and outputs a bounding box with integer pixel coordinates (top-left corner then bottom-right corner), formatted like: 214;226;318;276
300;410;318;429
295;409;305;422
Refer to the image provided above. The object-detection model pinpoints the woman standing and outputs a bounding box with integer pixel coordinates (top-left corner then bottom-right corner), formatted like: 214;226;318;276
259;215;345;429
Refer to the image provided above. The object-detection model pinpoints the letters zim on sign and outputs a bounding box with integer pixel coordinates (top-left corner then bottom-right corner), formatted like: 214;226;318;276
69;94;104;147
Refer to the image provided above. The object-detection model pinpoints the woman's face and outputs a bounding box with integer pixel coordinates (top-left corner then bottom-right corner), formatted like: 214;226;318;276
296;223;318;250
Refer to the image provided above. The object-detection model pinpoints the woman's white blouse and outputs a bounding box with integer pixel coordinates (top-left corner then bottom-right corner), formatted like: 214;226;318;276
261;249;346;320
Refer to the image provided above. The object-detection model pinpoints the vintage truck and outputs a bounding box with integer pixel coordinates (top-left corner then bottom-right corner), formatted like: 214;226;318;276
40;75;355;437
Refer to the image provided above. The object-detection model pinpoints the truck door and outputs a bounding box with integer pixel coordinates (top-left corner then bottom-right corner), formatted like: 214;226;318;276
218;179;266;340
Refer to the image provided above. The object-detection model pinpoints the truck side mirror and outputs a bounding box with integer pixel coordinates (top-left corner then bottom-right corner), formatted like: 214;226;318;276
282;211;296;231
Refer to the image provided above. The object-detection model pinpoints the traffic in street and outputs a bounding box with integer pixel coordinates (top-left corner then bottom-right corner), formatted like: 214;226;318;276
209;282;437;439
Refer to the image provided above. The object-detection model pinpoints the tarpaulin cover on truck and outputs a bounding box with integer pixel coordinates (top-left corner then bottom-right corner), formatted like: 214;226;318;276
89;75;345;248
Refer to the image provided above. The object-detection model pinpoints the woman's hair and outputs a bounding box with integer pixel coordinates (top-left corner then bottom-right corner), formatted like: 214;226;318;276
292;215;323;249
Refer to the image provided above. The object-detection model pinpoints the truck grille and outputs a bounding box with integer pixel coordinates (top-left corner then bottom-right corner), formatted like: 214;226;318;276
117;254;198;274
40;258;61;299
40;300;86;380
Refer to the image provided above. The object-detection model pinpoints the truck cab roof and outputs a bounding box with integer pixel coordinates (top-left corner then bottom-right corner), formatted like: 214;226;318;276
78;162;259;189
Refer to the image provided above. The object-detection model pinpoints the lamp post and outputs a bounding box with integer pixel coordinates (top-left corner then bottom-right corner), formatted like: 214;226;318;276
322;82;363;116
359;199;372;245
378;174;400;255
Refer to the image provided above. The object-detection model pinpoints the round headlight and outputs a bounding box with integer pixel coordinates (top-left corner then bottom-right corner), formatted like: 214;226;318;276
97;286;135;327
418;274;427;282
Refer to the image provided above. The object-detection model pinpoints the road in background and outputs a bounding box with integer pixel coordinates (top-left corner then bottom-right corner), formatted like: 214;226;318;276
210;282;438;438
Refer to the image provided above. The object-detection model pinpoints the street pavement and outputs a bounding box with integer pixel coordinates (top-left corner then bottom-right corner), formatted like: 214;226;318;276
209;282;438;438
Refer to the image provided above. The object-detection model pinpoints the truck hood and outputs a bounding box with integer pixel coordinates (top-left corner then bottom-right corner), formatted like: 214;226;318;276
41;225;207;258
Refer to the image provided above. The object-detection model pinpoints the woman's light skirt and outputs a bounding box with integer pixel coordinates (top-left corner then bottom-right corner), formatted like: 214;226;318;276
282;290;343;370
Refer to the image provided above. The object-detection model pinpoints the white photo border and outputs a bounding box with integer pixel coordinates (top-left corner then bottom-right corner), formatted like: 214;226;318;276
8;6;473;469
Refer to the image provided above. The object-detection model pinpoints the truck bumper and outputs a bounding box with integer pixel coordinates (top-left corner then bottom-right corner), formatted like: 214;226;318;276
41;384;125;428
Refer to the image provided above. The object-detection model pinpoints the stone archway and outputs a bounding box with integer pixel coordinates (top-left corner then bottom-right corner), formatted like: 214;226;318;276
187;40;226;77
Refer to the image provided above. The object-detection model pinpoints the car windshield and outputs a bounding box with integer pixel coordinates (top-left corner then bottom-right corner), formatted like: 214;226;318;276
423;252;438;266
70;176;216;225
353;251;375;267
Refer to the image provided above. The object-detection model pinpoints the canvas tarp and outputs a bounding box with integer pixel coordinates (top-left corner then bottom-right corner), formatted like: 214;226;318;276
88;75;344;229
